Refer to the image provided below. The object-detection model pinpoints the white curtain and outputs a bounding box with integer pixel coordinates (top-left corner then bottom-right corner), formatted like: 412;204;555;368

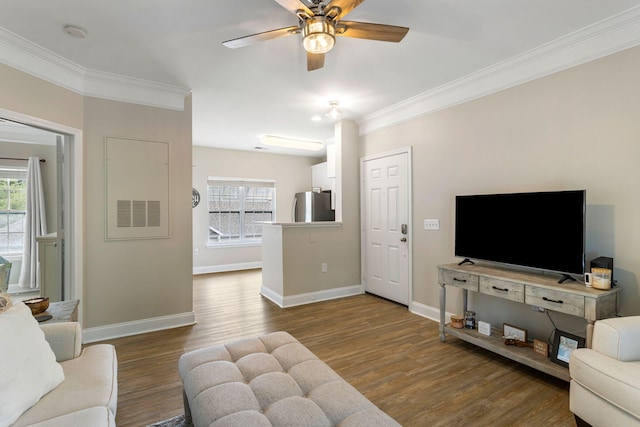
18;157;47;289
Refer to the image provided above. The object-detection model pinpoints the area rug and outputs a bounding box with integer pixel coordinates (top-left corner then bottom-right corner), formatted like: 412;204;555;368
146;414;190;427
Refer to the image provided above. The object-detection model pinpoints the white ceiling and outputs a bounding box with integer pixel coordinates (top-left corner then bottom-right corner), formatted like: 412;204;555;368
1;0;640;156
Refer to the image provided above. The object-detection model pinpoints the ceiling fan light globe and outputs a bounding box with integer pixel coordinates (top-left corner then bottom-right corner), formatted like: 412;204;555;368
302;18;335;54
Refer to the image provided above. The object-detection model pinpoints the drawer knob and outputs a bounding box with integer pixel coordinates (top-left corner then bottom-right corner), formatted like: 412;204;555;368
543;296;564;304
453;278;467;283
492;286;509;292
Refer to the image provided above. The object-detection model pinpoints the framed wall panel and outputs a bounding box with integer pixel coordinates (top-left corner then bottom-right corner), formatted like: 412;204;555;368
105;137;170;240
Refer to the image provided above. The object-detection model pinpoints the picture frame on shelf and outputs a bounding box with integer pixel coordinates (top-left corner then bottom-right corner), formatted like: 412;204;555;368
503;323;527;342
550;330;585;368
533;339;549;357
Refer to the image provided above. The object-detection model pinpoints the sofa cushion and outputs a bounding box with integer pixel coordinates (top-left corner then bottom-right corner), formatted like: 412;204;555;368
592;316;640;362
13;344;118;426
570;347;640;419
27;406;115;427
570;380;640;427
0;302;65;426
40;322;83;362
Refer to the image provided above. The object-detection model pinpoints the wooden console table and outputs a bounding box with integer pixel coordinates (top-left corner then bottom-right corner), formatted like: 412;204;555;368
438;263;620;381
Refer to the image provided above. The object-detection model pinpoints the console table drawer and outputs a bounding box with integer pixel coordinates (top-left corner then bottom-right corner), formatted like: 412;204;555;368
480;277;525;303
440;270;479;291
526;287;584;317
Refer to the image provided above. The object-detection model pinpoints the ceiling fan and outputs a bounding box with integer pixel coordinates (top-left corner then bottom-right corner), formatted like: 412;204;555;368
222;0;409;71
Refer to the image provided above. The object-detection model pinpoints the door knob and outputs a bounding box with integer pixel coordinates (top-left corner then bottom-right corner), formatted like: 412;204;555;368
400;237;407;242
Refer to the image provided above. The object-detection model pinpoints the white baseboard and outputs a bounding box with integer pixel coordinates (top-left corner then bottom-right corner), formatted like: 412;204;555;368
260;284;364;308
409;301;451;324
83;311;196;344
193;262;262;275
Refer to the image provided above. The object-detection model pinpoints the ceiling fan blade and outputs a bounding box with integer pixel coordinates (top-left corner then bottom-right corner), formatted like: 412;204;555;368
307;52;325;71
337;21;409;43
274;0;314;17
324;0;365;20
223;26;300;49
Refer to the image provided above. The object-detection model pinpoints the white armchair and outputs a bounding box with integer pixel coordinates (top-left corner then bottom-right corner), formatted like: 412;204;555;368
570;316;640;427
12;321;118;427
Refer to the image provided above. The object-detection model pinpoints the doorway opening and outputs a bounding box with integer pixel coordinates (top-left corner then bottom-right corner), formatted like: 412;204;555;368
0;108;83;316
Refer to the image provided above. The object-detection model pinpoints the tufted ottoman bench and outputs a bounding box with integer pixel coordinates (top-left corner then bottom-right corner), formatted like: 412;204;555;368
178;331;400;427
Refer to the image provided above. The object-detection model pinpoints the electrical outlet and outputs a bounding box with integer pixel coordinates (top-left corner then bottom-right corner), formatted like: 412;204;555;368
424;219;440;230
321;263;327;273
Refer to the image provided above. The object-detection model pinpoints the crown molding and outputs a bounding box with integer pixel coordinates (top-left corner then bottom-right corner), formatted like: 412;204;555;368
3;6;640;122
358;6;640;136
0;27;190;111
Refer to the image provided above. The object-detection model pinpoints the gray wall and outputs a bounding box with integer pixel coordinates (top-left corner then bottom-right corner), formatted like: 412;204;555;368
82;96;193;328
0;63;193;331
261;120;362;302
360;45;640;340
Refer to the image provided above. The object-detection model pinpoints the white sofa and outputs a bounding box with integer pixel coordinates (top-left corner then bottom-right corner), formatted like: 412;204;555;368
0;299;119;427
569;316;640;427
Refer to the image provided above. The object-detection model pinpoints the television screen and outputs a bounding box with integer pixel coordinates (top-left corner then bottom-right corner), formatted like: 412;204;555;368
455;190;585;276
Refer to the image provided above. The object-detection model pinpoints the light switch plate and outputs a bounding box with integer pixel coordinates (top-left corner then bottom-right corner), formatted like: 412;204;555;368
424;219;440;230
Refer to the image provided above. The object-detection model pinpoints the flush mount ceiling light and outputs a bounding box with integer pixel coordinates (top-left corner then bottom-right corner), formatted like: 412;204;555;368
63;25;87;39
325;100;343;120
302;17;335;54
260;135;324;151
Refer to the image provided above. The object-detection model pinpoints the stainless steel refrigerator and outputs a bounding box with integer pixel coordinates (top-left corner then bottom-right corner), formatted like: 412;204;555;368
293;191;335;222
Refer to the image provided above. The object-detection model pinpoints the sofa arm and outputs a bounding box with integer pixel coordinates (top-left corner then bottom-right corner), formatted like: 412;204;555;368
40;322;82;362
592;316;640;362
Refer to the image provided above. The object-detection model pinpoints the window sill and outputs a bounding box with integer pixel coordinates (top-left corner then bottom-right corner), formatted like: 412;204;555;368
7;285;40;299
206;242;262;249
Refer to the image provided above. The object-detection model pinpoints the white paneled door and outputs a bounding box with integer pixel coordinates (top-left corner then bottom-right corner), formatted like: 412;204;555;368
362;150;410;305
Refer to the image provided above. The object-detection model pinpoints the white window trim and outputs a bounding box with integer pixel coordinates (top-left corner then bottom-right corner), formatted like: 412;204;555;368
206;177;276;246
0;165;28;256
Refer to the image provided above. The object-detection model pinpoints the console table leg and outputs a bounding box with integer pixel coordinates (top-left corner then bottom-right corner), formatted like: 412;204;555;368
586;321;594;348
462;289;468;314
439;283;446;342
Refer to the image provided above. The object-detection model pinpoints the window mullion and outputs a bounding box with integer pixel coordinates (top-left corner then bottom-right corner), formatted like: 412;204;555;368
239;186;246;240
206;179;275;246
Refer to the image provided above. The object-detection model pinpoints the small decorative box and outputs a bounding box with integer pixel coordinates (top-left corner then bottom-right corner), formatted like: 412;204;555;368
478;320;491;336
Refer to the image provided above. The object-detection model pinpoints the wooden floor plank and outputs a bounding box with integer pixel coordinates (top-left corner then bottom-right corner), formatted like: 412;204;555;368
100;269;575;426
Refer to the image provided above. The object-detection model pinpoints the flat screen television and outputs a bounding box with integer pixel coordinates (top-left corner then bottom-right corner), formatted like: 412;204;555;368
455;190;586;280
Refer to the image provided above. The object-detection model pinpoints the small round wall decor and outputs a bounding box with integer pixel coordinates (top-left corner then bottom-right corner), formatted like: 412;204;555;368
192;188;200;208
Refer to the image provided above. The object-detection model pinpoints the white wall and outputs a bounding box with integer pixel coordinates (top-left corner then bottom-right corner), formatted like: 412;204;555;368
361;45;640;340
192;146;318;273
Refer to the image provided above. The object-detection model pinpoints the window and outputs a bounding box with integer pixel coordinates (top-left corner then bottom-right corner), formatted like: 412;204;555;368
207;178;275;245
0;167;27;254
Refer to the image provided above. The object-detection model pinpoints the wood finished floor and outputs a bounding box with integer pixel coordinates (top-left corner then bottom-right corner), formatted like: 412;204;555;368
103;269;575;427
